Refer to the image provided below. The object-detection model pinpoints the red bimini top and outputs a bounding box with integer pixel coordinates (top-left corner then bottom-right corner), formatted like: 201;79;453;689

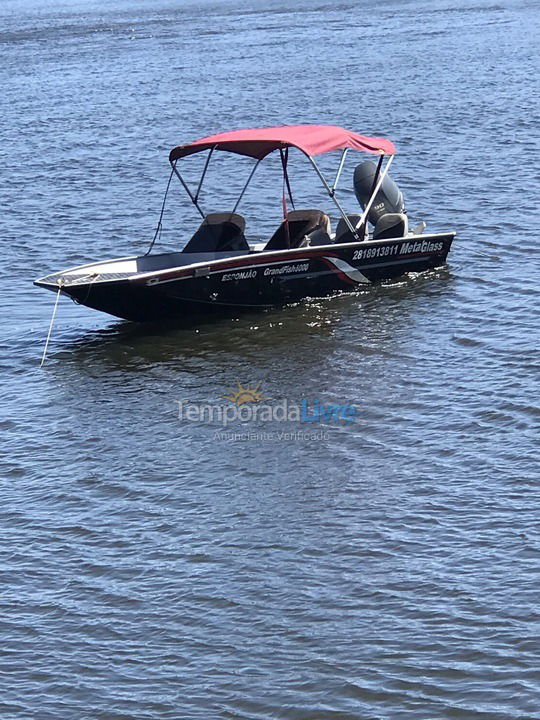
169;125;396;162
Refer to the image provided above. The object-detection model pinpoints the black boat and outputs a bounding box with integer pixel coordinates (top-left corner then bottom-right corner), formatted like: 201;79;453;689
35;125;455;322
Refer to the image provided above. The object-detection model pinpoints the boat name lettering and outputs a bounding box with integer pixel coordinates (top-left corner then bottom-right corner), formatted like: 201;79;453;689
263;263;309;276
399;240;444;254
221;269;258;281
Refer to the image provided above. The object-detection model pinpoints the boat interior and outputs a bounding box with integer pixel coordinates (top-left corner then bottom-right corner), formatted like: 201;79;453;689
138;205;416;271
37;205;425;287
181;210;333;255
37;157;429;286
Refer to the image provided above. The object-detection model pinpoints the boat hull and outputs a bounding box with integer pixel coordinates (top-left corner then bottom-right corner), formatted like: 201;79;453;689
36;233;455;322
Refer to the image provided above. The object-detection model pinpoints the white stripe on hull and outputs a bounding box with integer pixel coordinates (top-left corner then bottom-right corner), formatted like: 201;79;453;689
323;256;371;284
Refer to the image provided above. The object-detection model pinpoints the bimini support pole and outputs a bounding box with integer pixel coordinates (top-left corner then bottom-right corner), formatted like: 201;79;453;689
170;160;205;219
40;280;63;367
232;158;262;214
331;149;348;195
194;146;215;204
308;156;360;240
354;154;395;234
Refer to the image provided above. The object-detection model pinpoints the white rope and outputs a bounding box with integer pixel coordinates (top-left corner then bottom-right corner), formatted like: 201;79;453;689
40;281;63;368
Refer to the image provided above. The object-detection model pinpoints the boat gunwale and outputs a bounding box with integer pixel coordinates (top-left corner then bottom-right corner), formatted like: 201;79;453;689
34;232;455;290
131;231;455;284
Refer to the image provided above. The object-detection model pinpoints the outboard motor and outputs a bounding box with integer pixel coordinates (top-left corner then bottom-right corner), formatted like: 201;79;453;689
353;160;408;239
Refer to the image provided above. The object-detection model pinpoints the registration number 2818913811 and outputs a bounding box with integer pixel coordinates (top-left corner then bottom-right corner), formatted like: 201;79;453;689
352;244;399;261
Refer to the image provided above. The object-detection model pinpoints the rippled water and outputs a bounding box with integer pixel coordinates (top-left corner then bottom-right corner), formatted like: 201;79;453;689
1;0;539;717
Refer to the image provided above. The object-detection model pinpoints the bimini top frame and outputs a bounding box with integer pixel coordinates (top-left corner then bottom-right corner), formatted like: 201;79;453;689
160;125;396;245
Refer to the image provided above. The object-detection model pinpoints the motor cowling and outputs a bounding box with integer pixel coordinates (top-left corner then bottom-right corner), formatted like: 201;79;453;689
353;160;405;226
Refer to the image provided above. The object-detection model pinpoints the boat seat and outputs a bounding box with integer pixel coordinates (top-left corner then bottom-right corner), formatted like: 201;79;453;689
182;212;250;253
335;214;365;243
306;227;332;246
373;213;408;240
264;210;331;251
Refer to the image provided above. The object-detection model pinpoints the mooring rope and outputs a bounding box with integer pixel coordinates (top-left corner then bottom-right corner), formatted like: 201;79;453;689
40;280;63;368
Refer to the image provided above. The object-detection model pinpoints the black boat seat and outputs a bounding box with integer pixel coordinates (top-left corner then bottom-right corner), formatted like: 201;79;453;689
335;214;365;243
264;210;331;251
182;212;249;253
373;212;408;240
306;227;332;246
